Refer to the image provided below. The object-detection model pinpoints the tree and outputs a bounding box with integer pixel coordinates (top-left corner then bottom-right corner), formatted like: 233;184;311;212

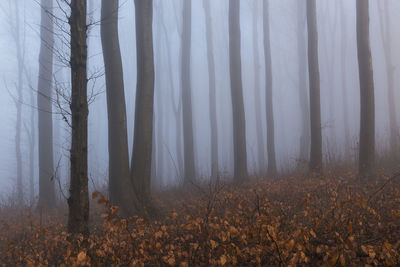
356;0;375;179
263;0;277;177
67;0;89;235
181;0;196;184
306;0;322;172
296;0;310;167
340;0;350;159
377;0;399;156
339;0;351;158
251;0;266;174
37;0;56;210
229;0;248;182
101;0;140;216
131;0;155;210
203;0;219;181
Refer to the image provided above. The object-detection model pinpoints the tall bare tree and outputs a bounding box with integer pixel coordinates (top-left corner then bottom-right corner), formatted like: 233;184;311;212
339;0;351;158
263;0;277;177
131;0;155;210
306;0;322;172
356;0;375;179
203;0;219;181
296;0;310;167
67;0;89;235
181;0;196;184
377;0;399;156
252;0;266;174
229;0;248;181
101;0;140;216
37;0;56;210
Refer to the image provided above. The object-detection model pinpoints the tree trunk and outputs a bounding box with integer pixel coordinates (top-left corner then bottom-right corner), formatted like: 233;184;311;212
263;0;277;177
306;0;322;172
377;1;399;156
296;0;310;168
181;0;196;184
67;0;89;235
11;1;24;206
161;16;183;181
101;0;141;217
37;0;56;210
339;0;351;158
229;0;248;182
131;0;155;212
356;0;375;180
252;0;266;174
203;0;219;182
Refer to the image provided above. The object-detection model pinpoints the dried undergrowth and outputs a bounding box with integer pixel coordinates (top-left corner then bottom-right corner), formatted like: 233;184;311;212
1;172;399;266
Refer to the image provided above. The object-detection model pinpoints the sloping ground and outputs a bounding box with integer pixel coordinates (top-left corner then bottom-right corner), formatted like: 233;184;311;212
1;172;399;266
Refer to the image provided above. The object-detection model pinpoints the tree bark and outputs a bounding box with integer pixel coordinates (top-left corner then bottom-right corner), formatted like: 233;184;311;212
356;0;375;180
203;0;219;182
252;0;266;174
101;0;141;217
306;0;322;172
296;0;310;167
229;0;248;182
339;0;351;158
67;0;89;235
37;0;56;210
10;1;24;206
377;0;399;155
263;0;277;177
181;0;196;184
131;0;155;211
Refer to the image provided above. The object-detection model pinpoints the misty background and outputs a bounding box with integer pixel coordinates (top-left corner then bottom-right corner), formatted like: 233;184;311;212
0;0;399;201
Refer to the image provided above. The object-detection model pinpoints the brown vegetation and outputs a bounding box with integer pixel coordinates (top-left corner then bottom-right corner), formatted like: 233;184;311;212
1;172;399;266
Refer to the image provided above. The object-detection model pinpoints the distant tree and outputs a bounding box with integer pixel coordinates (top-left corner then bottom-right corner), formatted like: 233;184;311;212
296;0;310;167
181;0;196;184
377;0;399;156
203;0;219;182
37;0;56;210
131;0;155;210
251;0;266;174
339;0;351;158
159;3;184;180
67;0;89;235
5;0;25;206
101;0;141;216
263;0;277;177
356;0;375;180
306;0;322;172
229;0;248;181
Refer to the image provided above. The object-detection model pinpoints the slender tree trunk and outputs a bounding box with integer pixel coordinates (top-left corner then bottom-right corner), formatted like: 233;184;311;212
101;0;140;216
11;1;24;206
377;1;399;155
156;56;164;186
296;0;310;167
181;0;196;184
252;0;266;174
131;0;155;211
37;0;56;210
307;0;322;172
203;0;219;182
263;0;277;177
67;0;89;235
229;0;248;182
356;0;375;180
162;22;183;181
340;0;351;158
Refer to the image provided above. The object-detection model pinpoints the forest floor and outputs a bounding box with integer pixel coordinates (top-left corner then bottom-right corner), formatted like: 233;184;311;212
0;170;400;266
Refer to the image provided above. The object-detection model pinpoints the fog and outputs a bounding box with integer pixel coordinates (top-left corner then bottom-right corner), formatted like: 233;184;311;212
0;0;399;203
